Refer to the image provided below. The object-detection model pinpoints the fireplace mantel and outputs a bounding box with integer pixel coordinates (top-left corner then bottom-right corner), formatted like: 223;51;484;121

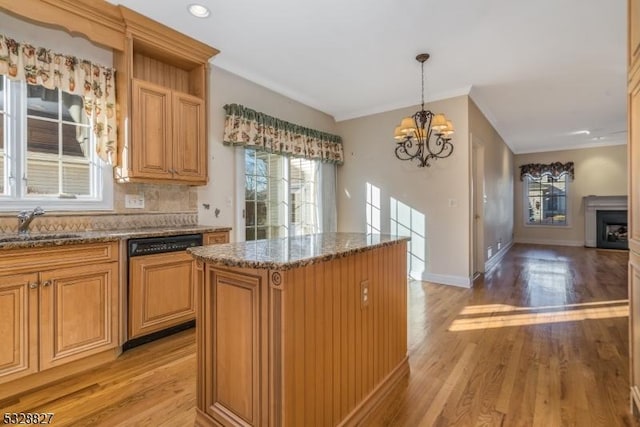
584;195;628;247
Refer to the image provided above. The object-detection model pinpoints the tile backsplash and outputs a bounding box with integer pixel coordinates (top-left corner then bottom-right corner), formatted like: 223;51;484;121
113;183;198;213
0;183;200;233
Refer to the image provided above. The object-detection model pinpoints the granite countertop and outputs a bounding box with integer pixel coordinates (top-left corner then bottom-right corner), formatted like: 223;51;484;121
188;232;410;270
0;225;232;250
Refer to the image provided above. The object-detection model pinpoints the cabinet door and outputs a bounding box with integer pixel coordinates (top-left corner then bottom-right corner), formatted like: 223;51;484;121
172;92;206;183
131;79;173;179
39;263;118;370
129;251;197;339
0;273;38;383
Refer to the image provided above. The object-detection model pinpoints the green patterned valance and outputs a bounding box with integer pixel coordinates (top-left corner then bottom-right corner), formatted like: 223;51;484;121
519;161;574;181
223;103;344;165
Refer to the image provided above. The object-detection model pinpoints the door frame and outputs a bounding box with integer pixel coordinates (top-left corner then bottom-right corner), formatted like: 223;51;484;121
470;134;485;277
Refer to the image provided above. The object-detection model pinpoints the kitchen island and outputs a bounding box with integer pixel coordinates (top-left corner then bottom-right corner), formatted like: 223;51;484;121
188;233;410;427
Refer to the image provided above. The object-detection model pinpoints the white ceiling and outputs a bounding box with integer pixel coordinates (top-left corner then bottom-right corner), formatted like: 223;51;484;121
109;0;627;154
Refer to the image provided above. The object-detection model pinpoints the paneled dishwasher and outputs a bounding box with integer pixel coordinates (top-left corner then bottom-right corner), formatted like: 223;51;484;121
124;233;202;350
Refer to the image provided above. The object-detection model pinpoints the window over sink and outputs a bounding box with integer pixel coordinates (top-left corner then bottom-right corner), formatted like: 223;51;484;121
0;75;112;211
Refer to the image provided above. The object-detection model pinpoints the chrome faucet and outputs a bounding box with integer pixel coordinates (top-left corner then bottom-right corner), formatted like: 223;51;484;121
17;207;45;235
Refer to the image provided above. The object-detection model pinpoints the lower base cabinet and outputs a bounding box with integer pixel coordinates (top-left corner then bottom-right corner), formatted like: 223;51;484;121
0;242;119;386
129;251;196;339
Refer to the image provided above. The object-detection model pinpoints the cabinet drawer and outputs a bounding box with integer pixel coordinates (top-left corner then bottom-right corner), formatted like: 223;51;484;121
204;232;229;245
0;241;119;275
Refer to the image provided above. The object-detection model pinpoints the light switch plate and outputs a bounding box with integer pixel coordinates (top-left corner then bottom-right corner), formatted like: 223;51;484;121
125;194;145;209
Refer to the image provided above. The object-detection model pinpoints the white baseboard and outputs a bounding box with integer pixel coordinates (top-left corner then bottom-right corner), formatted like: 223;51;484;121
422;272;472;288
514;237;583;247
485;240;514;273
585;239;596;248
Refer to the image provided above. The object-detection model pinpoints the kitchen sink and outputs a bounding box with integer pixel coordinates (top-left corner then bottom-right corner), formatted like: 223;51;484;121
0;233;82;243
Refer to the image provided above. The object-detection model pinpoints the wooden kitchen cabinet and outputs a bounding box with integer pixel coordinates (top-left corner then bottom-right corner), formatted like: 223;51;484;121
129;251;196;339
39;262;119;370
204;231;230;245
0;273;38;383
115;6;218;185
130;79;206;181
0;242;119;386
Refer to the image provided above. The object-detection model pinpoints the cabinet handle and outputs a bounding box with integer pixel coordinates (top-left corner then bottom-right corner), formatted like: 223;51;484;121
42;280;52;287
29;282;38;289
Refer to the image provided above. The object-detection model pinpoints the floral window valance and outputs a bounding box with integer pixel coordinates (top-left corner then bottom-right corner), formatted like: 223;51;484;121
223;103;344;165
519;161;574;181
0;34;116;164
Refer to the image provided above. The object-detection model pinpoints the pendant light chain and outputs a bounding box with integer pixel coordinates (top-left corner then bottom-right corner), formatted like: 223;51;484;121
421;60;425;111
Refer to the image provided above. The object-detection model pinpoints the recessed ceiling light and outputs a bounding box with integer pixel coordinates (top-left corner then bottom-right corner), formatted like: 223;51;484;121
569;130;591;136
188;4;210;18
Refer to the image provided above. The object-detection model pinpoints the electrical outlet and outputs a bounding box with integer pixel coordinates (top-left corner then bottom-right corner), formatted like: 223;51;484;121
125;194;145;209
361;280;370;308
497;241;502;250
487;246;493;259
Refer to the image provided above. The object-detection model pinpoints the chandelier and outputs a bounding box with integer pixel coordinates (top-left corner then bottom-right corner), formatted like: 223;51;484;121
393;53;454;167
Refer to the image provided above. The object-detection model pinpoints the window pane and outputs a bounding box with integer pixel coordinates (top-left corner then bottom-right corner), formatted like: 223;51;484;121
526;175;568;226
27;117;59;155
255;151;269;177
27;85;58;119
245;149;256;175
0;77;4;111
256;177;268;200
256;227;268;240
61;92;87;125
245;227;255;241
26;157;59;195
246;201;256;226
245;176;256;200
62;124;89;157
62;162;90;195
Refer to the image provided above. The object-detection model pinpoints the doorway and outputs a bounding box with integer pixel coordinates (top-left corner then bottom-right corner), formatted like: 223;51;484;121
471;136;485;277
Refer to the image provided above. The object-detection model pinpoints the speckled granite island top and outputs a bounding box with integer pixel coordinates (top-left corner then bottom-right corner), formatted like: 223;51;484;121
0;225;232;250
188;232;410;270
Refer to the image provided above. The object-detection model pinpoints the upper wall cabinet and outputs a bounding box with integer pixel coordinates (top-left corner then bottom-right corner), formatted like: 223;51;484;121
114;6;218;185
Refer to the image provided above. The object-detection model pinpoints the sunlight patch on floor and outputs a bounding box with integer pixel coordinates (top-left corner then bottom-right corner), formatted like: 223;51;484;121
459;299;629;315
450;302;629;331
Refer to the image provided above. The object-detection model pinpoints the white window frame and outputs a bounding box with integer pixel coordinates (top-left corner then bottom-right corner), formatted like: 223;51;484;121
0;77;113;211
522;174;571;228
238;148;322;242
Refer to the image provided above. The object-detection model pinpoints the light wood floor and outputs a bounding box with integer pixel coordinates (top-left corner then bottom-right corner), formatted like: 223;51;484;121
1;244;637;426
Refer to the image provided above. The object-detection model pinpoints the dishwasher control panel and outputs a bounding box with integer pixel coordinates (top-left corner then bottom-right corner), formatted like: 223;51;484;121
128;234;203;257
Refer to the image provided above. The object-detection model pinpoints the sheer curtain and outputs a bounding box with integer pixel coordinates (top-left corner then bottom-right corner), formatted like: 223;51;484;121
319;162;338;233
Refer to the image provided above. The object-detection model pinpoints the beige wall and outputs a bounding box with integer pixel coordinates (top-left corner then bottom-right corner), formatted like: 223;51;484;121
514;145;627;245
198;66;338;240
468;98;514;269
336;96;472;286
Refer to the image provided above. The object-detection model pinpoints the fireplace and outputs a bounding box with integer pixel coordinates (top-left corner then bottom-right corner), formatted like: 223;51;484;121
584;195;628;247
596;210;628;249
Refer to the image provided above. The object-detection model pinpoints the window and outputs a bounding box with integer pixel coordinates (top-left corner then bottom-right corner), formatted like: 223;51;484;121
244;149;320;241
524;174;569;226
0;76;111;210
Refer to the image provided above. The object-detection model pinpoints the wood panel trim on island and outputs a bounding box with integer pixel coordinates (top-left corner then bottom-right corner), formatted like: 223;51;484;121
195;240;409;426
630;0;640;416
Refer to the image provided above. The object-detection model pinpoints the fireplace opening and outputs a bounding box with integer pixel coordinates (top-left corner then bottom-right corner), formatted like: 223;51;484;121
596;210;628;250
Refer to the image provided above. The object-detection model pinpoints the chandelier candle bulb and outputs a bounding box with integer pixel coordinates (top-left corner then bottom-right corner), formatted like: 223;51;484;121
393;53;455;167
